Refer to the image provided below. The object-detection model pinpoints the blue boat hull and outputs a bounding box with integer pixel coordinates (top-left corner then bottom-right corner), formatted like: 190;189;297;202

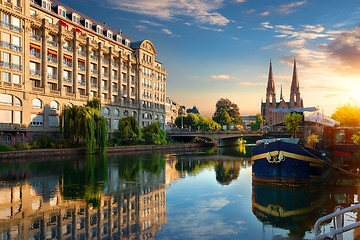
251;141;330;184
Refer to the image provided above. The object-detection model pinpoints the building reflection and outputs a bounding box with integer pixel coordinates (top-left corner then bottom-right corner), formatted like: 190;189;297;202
0;154;169;240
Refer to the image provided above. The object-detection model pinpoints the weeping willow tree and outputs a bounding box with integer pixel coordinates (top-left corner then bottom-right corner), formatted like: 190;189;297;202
61;98;108;154
113;116;141;145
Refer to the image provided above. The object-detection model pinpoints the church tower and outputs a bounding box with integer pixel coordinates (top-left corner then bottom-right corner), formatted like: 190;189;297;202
265;60;276;123
290;59;302;108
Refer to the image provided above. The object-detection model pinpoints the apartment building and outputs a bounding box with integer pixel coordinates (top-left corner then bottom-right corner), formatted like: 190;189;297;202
0;0;167;145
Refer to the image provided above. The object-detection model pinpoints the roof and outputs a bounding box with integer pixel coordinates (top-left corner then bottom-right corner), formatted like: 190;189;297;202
305;112;339;127
269;107;318;113
32;0;133;43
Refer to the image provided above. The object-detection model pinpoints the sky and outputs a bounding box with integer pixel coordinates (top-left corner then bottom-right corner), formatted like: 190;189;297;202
62;0;360;117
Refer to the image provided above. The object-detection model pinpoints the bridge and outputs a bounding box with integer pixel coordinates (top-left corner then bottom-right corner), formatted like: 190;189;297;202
166;130;292;147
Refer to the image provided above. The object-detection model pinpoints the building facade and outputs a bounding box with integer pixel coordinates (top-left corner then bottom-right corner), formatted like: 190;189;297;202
0;0;167;145
165;97;180;130
261;60;303;125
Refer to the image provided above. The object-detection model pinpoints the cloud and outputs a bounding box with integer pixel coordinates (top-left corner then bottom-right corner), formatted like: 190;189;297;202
232;37;240;40
261;22;273;29
260;11;270;16
244;9;255;15
275;25;294;30
237;26;243;29
162;28;181;37
274;35;288;38
279;39;307;48
277;0;307;14
211;74;234;79
199;26;223;32
235;0;246;2
302;24;324;33
106;0;230;26
139;20;163;27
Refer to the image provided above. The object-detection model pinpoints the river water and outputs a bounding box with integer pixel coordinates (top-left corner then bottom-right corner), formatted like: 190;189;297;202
0;145;358;240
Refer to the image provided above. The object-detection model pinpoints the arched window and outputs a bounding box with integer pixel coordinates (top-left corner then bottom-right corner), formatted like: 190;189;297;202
66;103;73;108
103;107;110;115
114;108;120;116
161;115;164;121
123;110;128;117
50;100;59;110
149;114;152;120
32;98;42;108
155;114;158;120
14;96;22;106
133;111;137;118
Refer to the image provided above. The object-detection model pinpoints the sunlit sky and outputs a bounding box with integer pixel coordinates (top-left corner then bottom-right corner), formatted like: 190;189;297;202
63;0;360;117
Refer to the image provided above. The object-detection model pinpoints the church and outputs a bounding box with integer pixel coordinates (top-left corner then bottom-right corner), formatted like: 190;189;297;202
261;60;304;125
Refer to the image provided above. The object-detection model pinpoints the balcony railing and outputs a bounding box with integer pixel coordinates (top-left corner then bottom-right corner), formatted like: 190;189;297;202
102;85;108;91
48;56;58;64
91;69;98;74
30;69;41;76
0;41;22;52
47;40;58;47
0;61;22;70
113;75;119;80
63;77;73;83
112;88;119;93
131;81;136;85
63;45;73;52
142;83;152;88
102;59;109;65
78;50;86;56
102;72;109;78
30;33;42;41
78;81;86;86
30;51;41;59
113;63;119;68
90;55;98;61
47;73;57;80
122;66;128;71
122;78;127;83
131;69;136;74
122;90;127;95
91;83;98;88
0;21;23;33
63;60;73;68
78;65;86;71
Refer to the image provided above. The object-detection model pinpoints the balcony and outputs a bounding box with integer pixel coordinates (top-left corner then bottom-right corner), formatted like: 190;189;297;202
122;66;128;71
63;76;73;83
47;40;58;47
102;59;109;65
47;73;57;80
66;92;75;97
30;33;42;41
112;88;119;93
91;69;98;74
78;65;86;71
102;72;109;78
131;80;136;85
50;89;60;96
113;75;119;80
78;81;86;86
0;21;23;33
90;55;98;61
78;50;86;57
122;78;127;83
142;83;152;88
113;63;119;68
30;69;41;76
0;61;22;70
63;60;73;68
131;69;136;74
63;45;73;52
122;90;127;95
91;82;98;88
48;56;58;64
131;92;135;96
30;51;41;59
0;123;26;131
0;41;22;52
102;85;108;91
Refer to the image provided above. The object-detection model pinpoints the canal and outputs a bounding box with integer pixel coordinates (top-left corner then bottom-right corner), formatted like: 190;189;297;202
0;145;358;239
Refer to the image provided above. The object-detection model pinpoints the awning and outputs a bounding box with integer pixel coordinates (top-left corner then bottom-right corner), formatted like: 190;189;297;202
59;20;67;28
74;28;81;33
78;58;85;62
30;43;41;50
269;107;318;113
48;49;58;55
64;54;73;60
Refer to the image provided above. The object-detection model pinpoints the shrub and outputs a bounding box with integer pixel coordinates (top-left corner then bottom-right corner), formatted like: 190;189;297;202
0;144;16;151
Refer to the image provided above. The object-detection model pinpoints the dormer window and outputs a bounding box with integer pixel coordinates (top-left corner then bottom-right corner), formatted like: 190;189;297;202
117;35;122;43
42;0;51;11
58;6;66;18
96;26;103;35
72;13;80;24
125;39;130;47
85;20;92;29
107;30;112;39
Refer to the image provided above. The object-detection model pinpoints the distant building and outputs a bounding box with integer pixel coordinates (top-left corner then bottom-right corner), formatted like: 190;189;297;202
261;60;303;125
242;115;257;130
165;97;180;130
186;106;200;114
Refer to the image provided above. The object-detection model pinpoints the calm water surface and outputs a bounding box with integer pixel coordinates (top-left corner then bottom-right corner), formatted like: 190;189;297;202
0;146;358;240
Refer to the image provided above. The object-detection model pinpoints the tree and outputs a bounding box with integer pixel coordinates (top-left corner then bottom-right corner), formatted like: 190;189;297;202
142;122;166;145
284;113;303;137
331;104;360;127
213;98;241;120
250;114;262;131
184;113;200;129
114;116;141;145
213;110;232;129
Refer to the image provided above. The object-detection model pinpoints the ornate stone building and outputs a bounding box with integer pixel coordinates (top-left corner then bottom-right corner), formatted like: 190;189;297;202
0;0;167;144
261;60;303;125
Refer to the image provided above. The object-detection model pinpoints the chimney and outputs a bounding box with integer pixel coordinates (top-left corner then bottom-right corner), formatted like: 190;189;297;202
104;22;107;26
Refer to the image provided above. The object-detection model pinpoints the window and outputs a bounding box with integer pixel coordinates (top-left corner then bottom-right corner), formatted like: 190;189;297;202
12;74;20;84
49;116;59;126
2;135;11;143
12;17;20;28
72;14;80;24
103;107;110;115
14;97;21;106
0;110;12;123
114;109;119;116
13;55;20;65
30;9;36;16
96;26;103;35
2;13;10;24
58;7;66;17
31;114;43;126
2;72;10;82
12;36;20;47
107;31;112;39
133;111;137;117
66;103;73;107
42;0;51;10
114;119;119;129
124;110;128;117
161;115;164;121
85;20;92;29
45;16;53;23
117;35;122;43
18;135;23;142
50;101;59;110
14;110;21;124
32;98;42;108
3;32;10;43
0;94;12;105
3;52;10;63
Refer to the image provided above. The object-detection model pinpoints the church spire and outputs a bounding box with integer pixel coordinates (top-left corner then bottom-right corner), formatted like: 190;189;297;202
291;58;299;91
280;84;283;100
267;59;275;92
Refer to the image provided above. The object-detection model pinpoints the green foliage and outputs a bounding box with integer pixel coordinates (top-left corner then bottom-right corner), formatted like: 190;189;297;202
213;110;232;128
284;113;303;137
0;144;16;151
113;116;141;145
331;104;360;127
61;98;108;154
174;113;221;130
352;132;360;145
250;114;262;131
213;98;241;120
142;122;166;145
